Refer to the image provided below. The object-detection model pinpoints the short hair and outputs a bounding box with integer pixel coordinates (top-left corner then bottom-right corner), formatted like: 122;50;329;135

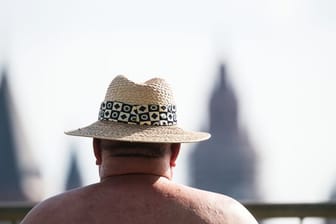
99;140;168;159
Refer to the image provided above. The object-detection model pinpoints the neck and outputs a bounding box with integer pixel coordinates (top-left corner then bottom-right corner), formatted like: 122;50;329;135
99;157;173;182
100;173;170;184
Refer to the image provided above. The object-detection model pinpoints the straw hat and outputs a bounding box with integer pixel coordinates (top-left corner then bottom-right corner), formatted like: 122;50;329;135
65;75;210;143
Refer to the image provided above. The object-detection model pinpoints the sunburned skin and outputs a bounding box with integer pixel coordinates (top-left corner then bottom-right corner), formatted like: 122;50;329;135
21;175;258;224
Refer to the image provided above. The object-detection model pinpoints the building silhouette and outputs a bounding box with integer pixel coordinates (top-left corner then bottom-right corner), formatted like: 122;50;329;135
65;149;83;190
0;68;27;201
190;63;259;201
0;67;42;201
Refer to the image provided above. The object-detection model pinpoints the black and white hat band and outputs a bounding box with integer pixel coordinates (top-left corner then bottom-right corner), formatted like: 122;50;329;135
98;101;177;126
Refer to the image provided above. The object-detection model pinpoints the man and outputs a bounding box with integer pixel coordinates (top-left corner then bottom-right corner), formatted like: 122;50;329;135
21;75;258;224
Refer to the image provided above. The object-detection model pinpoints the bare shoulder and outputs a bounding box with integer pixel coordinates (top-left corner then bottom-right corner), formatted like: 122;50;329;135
206;192;258;224
21;185;97;224
172;184;259;224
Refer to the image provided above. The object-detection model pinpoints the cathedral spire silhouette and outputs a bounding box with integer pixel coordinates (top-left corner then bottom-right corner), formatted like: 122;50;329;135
190;63;259;201
0;68;27;201
209;64;238;134
65;149;83;190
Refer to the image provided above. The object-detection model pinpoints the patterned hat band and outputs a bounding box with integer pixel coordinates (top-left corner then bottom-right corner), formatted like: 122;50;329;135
98;100;177;126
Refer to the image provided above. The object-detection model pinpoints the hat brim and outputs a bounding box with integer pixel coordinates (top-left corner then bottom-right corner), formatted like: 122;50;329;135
65;121;211;143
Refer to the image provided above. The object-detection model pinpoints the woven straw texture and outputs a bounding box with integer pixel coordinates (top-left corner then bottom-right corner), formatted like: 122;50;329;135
105;76;175;105
65;75;210;143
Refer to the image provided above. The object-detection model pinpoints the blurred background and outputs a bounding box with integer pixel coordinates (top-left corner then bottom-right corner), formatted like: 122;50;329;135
1;0;336;223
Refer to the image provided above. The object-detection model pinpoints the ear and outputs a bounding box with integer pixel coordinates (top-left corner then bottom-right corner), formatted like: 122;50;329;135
93;138;102;165
169;143;180;167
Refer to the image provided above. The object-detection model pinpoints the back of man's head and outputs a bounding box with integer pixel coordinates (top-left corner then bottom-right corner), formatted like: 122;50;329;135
100;140;167;159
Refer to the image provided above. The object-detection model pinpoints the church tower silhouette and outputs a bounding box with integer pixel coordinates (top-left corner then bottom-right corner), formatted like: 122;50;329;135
190;64;259;200
0;68;27;201
65;149;83;190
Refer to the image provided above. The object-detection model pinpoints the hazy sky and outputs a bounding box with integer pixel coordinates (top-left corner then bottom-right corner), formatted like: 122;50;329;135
1;3;336;220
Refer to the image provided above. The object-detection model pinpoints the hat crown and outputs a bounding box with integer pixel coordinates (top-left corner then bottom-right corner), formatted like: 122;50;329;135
104;75;175;105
